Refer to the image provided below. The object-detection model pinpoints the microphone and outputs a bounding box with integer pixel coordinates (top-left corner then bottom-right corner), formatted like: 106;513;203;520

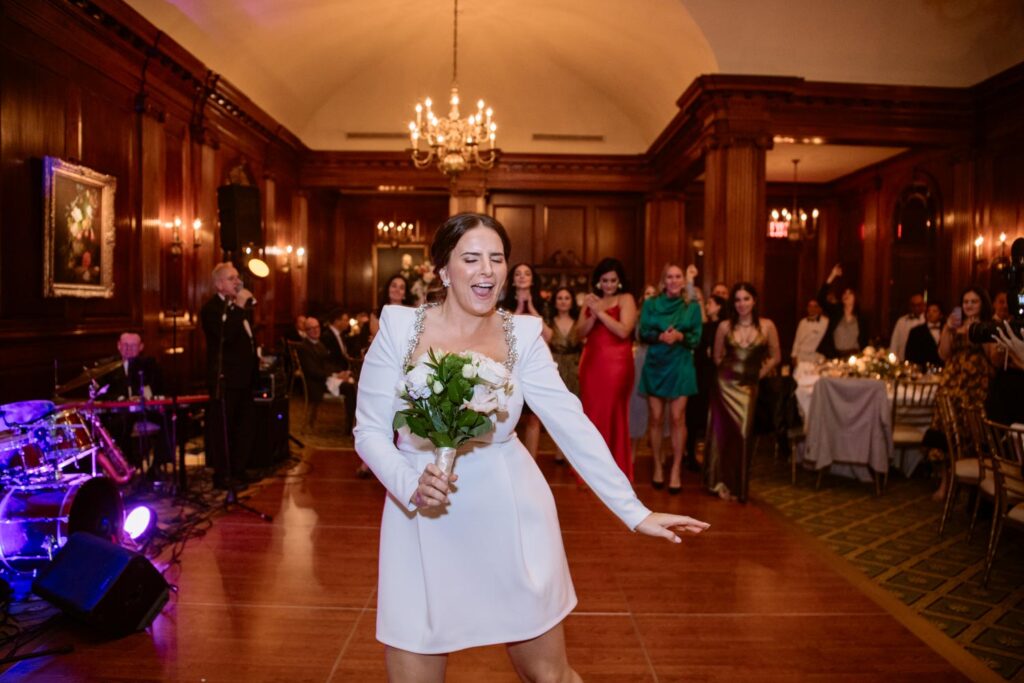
244;295;257;309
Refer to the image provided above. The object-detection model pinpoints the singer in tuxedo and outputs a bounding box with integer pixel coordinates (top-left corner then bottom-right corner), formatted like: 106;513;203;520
905;302;945;368
200;263;258;489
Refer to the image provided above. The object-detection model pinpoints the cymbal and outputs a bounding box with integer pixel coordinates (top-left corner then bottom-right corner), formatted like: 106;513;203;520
55;358;123;395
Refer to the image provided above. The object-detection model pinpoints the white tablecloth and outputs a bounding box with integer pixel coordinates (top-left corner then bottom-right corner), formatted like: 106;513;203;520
793;369;937;481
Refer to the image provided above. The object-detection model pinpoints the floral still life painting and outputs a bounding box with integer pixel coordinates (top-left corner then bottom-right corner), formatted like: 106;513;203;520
43;156;116;298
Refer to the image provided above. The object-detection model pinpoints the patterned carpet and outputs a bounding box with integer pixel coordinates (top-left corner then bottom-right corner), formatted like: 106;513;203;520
752;452;1024;681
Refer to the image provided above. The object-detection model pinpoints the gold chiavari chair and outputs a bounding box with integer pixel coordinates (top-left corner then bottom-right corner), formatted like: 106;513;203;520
889;377;940;487
964;406;994;543
980;419;1024;586
937;394;983;537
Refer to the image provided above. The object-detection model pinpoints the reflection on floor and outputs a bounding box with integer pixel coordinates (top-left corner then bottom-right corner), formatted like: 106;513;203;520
0;407;991;682
754;453;1024;681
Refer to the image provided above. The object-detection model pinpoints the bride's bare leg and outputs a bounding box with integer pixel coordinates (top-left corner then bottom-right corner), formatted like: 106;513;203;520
385;646;447;683
506;622;582;683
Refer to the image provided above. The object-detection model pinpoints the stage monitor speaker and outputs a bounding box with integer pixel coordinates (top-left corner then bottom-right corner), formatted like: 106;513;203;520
217;184;262;252
32;532;169;635
250;395;289;468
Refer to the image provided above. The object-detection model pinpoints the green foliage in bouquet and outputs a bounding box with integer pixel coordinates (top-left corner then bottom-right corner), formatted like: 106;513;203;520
392;350;500;448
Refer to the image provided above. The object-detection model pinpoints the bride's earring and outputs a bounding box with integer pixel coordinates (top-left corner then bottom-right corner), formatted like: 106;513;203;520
441;271;451;288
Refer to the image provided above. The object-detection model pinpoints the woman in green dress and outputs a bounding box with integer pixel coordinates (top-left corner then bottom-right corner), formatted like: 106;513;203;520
703;282;781;503
638;264;702;494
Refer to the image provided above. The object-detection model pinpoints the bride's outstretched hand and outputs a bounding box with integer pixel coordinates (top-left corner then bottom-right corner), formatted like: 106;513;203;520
636;512;710;544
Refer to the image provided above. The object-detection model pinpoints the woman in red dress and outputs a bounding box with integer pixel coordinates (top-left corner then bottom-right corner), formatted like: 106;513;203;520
578;258;638;481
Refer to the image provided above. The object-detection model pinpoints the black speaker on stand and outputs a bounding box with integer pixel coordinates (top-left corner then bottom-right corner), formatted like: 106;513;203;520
32;533;170;636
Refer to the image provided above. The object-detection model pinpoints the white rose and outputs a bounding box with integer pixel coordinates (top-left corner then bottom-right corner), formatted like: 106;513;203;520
461;363;477;379
432;380;445;395
71;207;83;222
463;383;499;413
405;363;432;392
474;356;508;386
494;385;510;412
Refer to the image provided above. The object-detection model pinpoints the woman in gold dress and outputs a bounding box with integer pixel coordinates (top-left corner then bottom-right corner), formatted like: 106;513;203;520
702;283;781;503
929;286;996;500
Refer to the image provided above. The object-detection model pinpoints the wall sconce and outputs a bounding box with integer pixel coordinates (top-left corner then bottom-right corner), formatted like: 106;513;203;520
974;235;985;262
192;218;203;248
165;217;183;256
268;244;307;272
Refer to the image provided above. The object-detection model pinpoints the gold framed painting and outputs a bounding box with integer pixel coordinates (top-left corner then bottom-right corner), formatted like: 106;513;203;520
43;156;117;298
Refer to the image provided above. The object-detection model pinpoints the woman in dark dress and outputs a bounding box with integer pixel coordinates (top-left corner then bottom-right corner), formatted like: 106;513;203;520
501;262;549;459
703;283;781;503
686;294;726;469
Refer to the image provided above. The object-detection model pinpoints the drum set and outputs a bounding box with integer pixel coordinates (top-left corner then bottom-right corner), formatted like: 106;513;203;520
0;399;129;575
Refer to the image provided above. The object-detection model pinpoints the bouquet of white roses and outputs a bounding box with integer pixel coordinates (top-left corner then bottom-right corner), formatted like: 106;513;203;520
393;349;513;474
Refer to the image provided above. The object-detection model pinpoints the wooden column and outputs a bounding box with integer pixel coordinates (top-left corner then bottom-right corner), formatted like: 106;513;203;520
643;193;686;287
702;135;769;293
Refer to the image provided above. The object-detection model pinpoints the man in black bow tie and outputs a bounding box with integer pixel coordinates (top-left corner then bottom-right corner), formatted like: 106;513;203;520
200;262;258;489
790;298;829;365
889;293;926;361
905;302;945;367
99;332;169;470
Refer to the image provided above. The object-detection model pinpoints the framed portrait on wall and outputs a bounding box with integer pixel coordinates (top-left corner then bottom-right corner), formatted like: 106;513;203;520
373;244;429;309
42;156;117;298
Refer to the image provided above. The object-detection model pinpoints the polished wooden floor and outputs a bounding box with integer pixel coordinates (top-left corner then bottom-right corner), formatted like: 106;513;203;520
2;447;980;682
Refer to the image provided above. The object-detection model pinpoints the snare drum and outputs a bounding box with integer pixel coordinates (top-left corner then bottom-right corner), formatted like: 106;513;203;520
0;474;123;574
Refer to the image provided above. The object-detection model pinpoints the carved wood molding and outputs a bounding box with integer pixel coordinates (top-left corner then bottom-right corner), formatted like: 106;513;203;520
53;0;306;154
301;151;654;192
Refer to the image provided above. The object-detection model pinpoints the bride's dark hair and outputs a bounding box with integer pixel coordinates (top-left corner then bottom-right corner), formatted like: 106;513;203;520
431;213;511;271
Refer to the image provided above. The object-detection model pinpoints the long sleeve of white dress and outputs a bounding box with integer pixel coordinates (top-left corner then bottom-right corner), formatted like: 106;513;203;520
353;306;421;510
516;315;652;530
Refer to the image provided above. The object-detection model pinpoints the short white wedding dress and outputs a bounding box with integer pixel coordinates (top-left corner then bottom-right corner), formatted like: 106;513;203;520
354;304;651;654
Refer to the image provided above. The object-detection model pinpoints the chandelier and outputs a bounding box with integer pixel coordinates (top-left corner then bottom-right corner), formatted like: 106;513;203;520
768;159;819;241
376;220;418;245
409;0;497;177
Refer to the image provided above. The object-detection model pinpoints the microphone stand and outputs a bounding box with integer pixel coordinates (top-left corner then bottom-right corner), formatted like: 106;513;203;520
215;296;272;522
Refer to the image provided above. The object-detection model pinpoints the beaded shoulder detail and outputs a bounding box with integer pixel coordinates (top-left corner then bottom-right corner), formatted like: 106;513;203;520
402;303;518;372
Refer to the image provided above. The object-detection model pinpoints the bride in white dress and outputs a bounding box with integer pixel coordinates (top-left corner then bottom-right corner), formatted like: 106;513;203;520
354;213;709;681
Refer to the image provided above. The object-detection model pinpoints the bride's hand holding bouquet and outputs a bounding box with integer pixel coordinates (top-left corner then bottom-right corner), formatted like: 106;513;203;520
394;350;513;509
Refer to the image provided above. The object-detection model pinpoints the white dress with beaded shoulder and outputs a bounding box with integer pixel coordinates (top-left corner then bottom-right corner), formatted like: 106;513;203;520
354;304;651;654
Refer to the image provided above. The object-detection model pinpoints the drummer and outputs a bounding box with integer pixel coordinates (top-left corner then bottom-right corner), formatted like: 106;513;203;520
98;332;170;477
107;332;163;399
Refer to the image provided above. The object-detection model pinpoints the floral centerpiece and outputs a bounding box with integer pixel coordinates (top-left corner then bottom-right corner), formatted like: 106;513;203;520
819;346;922;381
394;350;514;475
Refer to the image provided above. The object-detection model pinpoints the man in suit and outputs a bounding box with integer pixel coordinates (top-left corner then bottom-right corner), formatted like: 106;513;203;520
905;302;944;368
105;332;163;399
790;298;829;366
889;293;926;362
321;309;352;367
298;317;356;435
99;332;169;470
200;262;257;489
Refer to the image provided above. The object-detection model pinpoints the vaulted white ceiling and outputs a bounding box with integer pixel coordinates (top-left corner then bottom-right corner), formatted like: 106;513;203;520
126;0;1024;168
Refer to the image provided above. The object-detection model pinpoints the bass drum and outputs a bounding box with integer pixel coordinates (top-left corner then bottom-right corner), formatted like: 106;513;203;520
0;475;123;574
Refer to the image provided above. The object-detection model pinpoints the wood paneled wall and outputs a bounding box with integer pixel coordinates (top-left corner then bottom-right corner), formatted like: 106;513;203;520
489;193;644;290
0;0;309;402
2;0;1023;404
